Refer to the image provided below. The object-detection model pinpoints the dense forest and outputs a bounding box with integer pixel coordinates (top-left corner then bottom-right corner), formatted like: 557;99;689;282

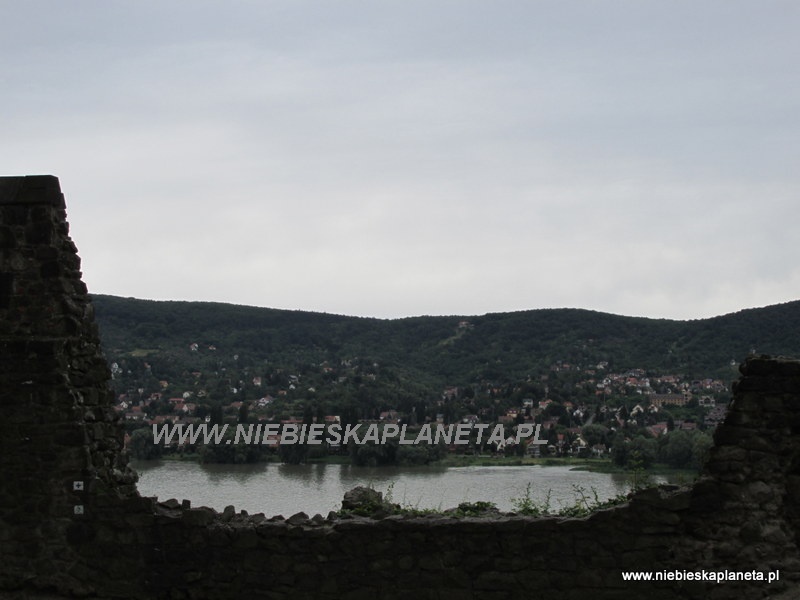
92;294;800;389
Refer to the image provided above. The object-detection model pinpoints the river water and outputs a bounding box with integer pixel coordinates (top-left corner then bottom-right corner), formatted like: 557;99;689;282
131;460;670;517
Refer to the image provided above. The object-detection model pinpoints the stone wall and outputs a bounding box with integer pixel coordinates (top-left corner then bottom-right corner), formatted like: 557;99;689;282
0;175;798;599
0;176;140;595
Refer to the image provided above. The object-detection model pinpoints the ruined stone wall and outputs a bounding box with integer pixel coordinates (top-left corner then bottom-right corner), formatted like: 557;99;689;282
0;175;798;599
0;176;141;595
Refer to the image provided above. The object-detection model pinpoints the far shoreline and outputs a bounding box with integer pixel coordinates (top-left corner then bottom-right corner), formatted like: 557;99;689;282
131;452;699;482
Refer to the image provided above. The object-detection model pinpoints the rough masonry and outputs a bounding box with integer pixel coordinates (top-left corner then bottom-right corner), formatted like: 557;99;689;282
0;175;799;599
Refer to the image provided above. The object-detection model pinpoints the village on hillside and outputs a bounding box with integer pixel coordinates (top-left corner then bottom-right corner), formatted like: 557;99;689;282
115;344;728;468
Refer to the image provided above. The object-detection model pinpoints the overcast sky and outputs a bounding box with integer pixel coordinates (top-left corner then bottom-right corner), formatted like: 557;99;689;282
2;1;798;320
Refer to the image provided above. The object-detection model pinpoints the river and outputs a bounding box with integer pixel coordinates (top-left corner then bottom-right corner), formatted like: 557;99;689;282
131;460;671;517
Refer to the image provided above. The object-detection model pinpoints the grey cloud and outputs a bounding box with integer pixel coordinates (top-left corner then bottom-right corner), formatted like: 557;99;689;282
1;1;798;319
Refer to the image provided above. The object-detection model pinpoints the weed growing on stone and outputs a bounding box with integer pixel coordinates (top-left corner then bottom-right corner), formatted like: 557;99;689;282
628;466;655;492
556;484;629;517
337;477;645;520
510;483;552;516
509;482;632;518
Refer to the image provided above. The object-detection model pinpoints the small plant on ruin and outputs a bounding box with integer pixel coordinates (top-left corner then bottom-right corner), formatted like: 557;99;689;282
510;483;552;516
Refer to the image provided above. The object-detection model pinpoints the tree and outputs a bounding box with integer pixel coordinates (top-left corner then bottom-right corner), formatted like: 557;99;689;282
691;431;714;469
581;424;610;447
628;436;657;469
659;429;713;469
209;404;223;425
658;430;694;468
315;403;326;425
128;427;163;460
611;434;656;469
238;402;249;424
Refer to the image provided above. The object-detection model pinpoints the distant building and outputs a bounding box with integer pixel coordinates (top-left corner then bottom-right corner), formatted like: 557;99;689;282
704;404;728;429
650;393;689;408
698;395;716;407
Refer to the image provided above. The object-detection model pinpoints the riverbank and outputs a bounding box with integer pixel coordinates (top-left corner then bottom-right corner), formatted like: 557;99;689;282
149;450;698;481
436;454;699;481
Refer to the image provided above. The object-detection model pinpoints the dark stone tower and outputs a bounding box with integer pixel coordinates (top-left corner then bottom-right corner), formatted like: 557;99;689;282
0;176;139;594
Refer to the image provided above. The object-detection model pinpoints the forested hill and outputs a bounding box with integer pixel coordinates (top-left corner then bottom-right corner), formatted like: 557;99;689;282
91;295;800;390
